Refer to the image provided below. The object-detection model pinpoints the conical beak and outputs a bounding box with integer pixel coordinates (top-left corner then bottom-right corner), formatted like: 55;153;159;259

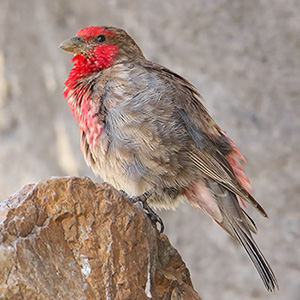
59;36;88;55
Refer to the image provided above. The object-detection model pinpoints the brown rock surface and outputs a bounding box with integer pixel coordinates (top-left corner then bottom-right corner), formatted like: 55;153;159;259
0;176;201;300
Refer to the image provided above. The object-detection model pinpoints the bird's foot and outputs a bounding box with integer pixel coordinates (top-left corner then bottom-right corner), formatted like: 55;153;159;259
121;190;164;233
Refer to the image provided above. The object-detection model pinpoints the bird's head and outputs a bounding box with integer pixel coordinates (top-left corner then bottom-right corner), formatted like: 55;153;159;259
60;26;144;75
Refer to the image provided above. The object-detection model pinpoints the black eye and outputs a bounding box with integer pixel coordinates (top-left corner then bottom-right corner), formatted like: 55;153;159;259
97;34;106;42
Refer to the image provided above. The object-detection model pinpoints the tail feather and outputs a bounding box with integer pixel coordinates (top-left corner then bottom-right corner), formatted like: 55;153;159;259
204;179;278;291
230;217;279;291
241;208;258;234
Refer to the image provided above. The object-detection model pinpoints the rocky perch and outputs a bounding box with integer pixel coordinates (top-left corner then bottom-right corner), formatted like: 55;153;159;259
0;177;201;299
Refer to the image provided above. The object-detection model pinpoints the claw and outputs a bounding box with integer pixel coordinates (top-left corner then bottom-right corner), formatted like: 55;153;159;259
140;200;164;233
122;190;164;233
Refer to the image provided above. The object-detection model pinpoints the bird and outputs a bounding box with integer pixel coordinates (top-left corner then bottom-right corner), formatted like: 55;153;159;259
60;25;278;292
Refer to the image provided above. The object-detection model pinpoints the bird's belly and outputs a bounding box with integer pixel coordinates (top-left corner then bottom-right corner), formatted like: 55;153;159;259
84;131;191;210
87;132;151;197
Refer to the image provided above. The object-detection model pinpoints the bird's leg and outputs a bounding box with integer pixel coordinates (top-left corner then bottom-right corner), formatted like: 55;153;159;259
121;190;164;233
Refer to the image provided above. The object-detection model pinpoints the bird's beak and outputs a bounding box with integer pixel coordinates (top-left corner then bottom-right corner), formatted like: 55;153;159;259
59;36;88;55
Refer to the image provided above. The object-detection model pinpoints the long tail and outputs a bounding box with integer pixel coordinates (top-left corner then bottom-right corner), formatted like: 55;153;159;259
230;215;278;291
185;179;279;291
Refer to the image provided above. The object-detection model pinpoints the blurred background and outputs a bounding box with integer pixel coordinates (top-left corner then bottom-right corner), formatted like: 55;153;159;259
0;0;299;299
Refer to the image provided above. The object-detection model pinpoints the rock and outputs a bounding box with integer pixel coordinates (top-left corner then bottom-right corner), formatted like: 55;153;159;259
0;177;201;300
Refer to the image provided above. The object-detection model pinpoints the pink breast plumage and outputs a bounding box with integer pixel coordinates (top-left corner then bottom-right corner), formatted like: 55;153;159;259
67;93;104;149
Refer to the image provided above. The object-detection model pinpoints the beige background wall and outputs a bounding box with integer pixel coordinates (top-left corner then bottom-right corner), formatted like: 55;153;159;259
0;1;299;299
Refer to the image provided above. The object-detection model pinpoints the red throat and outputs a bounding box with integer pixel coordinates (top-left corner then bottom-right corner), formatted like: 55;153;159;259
63;38;117;149
64;43;118;95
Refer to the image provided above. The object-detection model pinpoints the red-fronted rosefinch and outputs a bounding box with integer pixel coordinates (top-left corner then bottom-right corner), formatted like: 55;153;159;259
60;26;278;291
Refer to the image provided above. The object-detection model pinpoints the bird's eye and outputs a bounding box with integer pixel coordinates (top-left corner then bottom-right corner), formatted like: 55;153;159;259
97;34;106;42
